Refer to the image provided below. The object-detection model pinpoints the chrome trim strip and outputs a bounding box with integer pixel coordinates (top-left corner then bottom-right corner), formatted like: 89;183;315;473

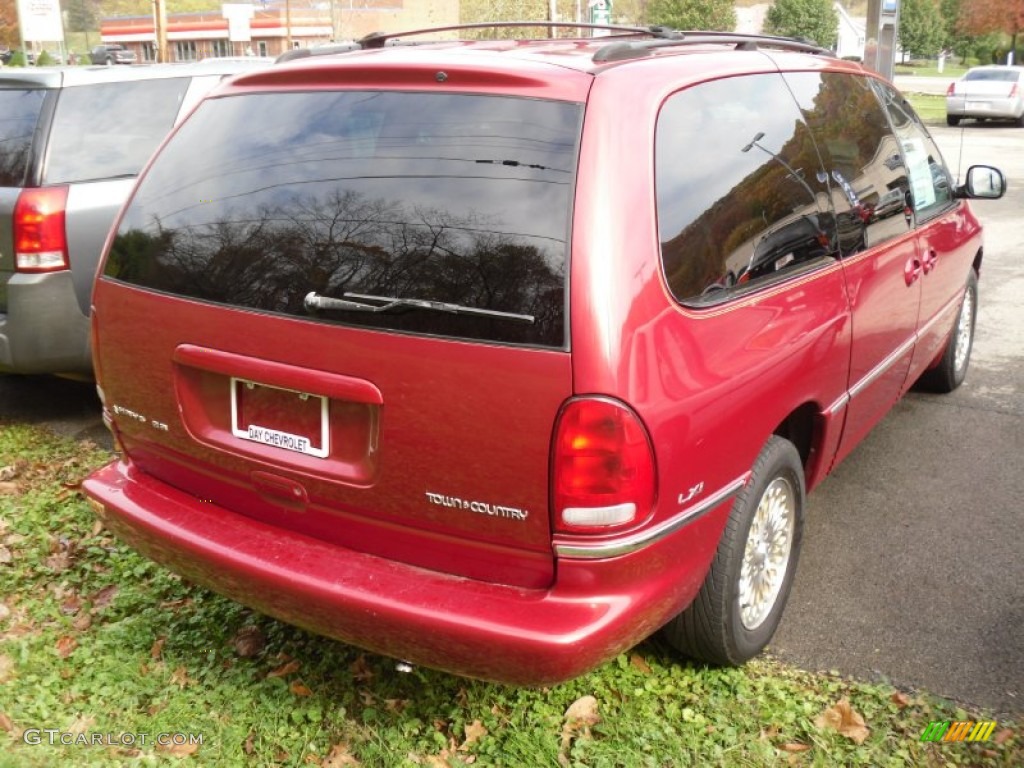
825;392;850;416
554;475;749;559
848;333;916;400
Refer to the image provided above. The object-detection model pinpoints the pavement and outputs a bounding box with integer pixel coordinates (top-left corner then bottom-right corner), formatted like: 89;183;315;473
0;126;1021;716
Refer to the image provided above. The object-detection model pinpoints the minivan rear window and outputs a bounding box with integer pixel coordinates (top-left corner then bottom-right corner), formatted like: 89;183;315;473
44;78;189;184
0;89;46;187
104;91;581;348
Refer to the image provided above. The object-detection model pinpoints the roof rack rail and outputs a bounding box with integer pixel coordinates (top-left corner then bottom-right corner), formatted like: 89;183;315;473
593;31;835;63
356;21;683;49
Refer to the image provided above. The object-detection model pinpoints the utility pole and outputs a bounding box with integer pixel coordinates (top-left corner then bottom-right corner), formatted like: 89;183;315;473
285;0;293;51
153;0;169;62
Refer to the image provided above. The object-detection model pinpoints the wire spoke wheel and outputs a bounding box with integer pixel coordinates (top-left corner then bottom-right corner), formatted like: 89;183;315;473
738;477;795;630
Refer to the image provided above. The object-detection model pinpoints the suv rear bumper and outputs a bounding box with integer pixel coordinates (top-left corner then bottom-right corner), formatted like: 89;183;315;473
0;271;92;375
83;459;730;685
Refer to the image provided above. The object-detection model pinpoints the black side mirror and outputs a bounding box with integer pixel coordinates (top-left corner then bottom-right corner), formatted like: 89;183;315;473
955;165;1006;199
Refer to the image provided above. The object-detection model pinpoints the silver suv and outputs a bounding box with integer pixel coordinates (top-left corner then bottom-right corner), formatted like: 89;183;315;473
0;62;268;378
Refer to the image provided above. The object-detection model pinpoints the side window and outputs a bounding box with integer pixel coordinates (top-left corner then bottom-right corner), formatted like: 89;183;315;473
655;73;837;305
44;78;190;184
784;72;912;256
0;89;47;187
870;80;954;222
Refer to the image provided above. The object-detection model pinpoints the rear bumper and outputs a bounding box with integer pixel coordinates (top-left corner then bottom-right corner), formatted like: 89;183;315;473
946;96;1024;119
83;459;730;685
0;271;92;375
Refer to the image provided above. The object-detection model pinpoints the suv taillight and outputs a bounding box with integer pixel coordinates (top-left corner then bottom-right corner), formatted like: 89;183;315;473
1010;83;1020;99
946;82;956;96
552;397;656;533
14;186;69;272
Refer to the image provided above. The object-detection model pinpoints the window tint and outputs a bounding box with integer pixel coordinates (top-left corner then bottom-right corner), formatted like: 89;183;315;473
0;89;46;187
104;91;580;348
870;80;953;221
656;73;837;304
785;72;912;256
964;69;1020;82
44;78;189;184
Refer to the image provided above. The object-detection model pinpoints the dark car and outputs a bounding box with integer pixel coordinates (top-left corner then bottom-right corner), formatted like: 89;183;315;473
84;24;1004;685
89;45;137;65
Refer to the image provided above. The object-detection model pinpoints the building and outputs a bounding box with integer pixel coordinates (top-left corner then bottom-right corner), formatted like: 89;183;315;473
100;0;459;62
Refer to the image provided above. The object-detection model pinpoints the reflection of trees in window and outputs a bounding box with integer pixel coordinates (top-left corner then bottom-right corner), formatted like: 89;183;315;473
658;74;835;302
108;189;566;348
0;90;46;187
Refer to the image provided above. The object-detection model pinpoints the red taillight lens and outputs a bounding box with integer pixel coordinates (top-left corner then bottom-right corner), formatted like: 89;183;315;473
552;397;656;533
14;186;69;272
1010;83;1020;99
946;82;956;96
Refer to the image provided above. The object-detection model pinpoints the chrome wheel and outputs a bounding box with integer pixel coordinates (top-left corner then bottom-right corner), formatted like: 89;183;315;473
953;286;974;373
739;477;795;630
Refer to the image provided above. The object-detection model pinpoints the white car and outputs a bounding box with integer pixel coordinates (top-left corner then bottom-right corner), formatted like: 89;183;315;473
946;65;1024;126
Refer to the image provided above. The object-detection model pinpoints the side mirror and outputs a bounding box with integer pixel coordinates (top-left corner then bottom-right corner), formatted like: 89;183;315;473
956;165;1006;200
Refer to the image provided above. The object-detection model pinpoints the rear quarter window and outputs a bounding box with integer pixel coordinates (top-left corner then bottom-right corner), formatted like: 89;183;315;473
0;89;47;187
104;91;581;348
44;78;190;184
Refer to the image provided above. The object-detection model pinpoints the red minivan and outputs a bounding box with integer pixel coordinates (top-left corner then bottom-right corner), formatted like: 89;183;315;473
84;26;1004;685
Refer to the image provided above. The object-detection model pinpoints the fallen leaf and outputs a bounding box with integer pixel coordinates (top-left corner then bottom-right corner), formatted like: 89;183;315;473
305;754;320;765
350;655;374;683
56;636;78;659
560;695;600;763
90;585;118;611
321;742;361;767
160;597;193;611
384;699;408;713
66;714;96;735
630;653;652;674
981;749;998;758
243;732;255;755
61;596;82;616
169;666;192;688
460;719;487;750
290;681;313;697
780;742;811;752
890;691;910;709
91;519;105;537
0;712;12;732
359;690;375;706
44;551;73;574
232;626;265;658
993;728;1013;745
759;726;780;741
814;698;869;744
151;636;166;660
0;603;9;622
268;659;301;678
0;482;20;495
73;613;92;632
0;654;14;683
0;546;11;565
157;739;199;757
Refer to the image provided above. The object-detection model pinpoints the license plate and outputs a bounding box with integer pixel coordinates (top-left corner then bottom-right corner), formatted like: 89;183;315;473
230;378;329;458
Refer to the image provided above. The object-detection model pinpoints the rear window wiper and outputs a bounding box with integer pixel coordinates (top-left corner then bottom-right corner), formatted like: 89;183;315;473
304;291;535;324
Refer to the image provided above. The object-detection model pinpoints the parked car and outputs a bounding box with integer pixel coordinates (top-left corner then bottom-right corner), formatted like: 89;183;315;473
0;61;272;377
946;64;1024;126
83;25;1004;685
89;45;137;65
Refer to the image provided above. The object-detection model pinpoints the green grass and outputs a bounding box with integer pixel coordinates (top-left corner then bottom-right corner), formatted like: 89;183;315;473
905;93;948;125
0;423;1021;766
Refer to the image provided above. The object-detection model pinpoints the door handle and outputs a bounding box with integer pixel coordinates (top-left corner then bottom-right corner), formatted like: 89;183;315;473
904;257;922;286
921;250;938;274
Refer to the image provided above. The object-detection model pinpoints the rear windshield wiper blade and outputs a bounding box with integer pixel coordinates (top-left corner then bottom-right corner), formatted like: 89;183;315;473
304;291;535;324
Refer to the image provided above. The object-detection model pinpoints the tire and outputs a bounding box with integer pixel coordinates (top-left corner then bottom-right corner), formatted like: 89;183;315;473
661;436;805;666
946;115;961;127
917;271;978;393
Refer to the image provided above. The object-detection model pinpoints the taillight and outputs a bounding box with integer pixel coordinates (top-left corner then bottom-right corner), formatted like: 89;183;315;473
1010;83;1020;99
552;397;656;533
14;186;69;272
946;82;956;96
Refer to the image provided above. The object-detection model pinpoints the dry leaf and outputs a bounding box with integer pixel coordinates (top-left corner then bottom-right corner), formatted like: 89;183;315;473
157;739;199;757
814;698;869;745
560;695;600;763
630;653;652;674
350;655;374;683
160;597;193;611
66;714;96;735
151;636;167;660
321;743;361;767
268;659;301;678
243;732;256;755
890;691;910;709
0;602;9;622
232;626;266;658
169;666;192;688
0;654;14;683
460;719;487;750
0;546;11;565
993;728;1013;745
290;681;313;697
56;635;78;659
91;585;119;611
384;699;408;713
780;742;811;752
0;712;12;732
61;596;82;616
0;482;20;495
